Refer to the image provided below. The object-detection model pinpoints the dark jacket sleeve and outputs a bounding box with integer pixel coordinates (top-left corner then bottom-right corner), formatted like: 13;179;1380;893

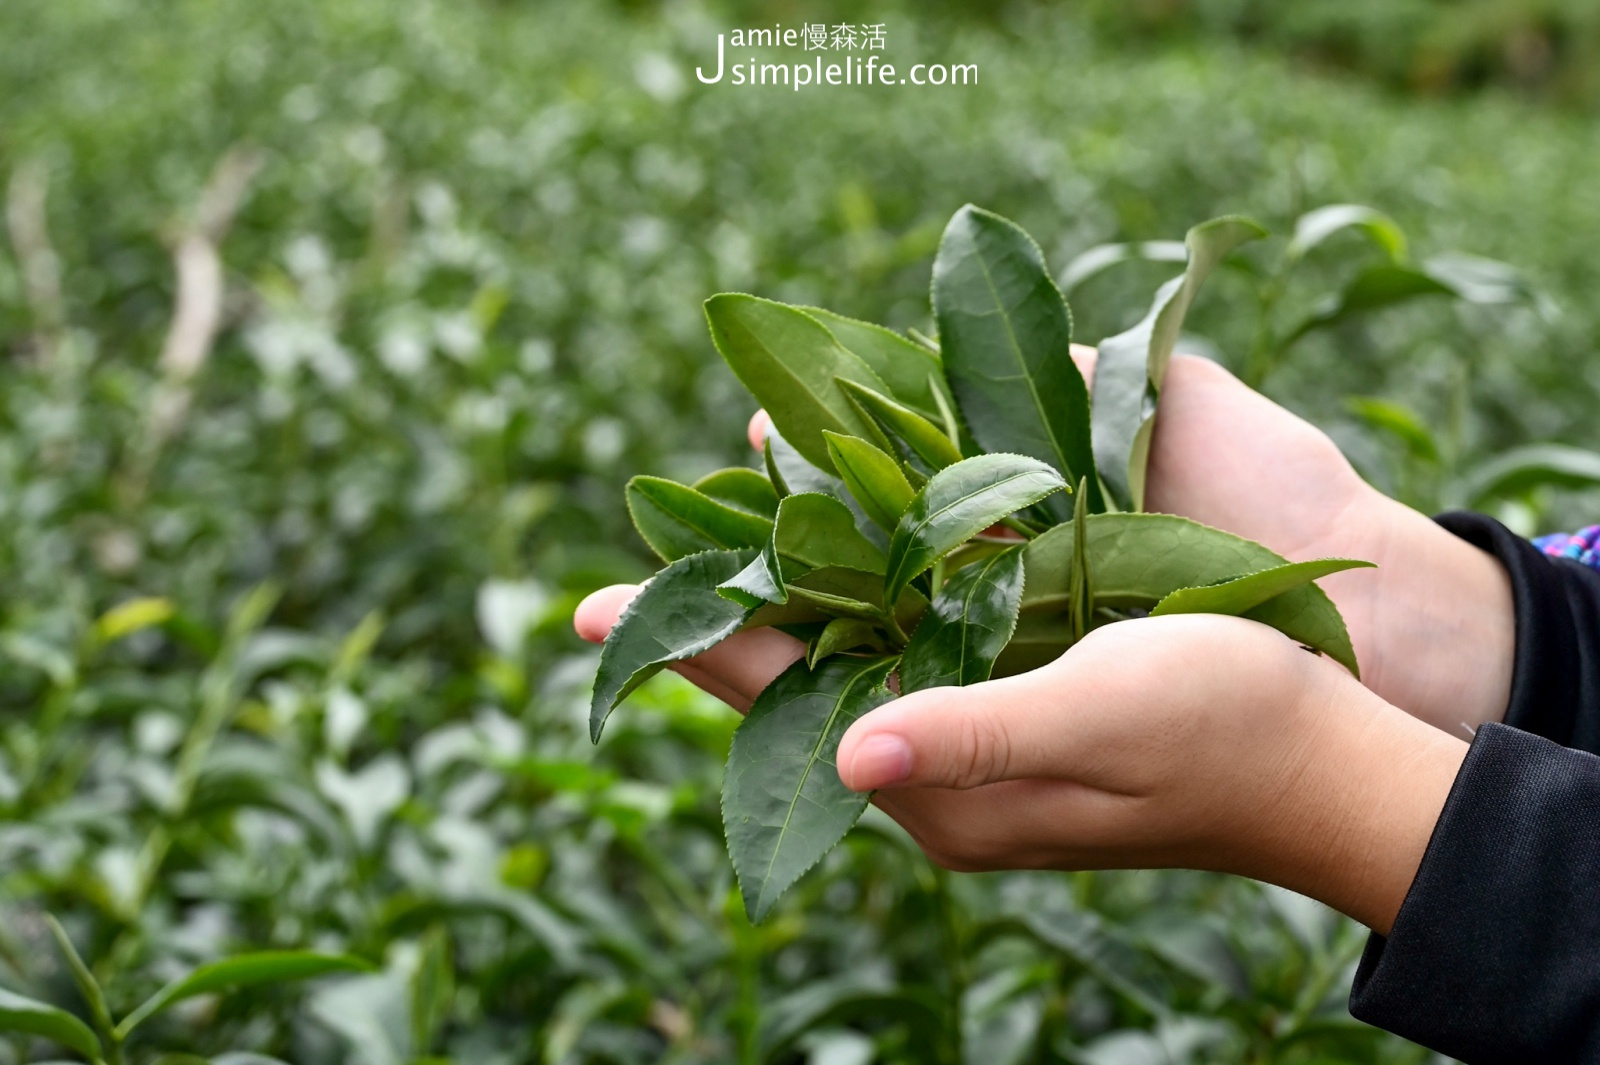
1348;511;1600;1062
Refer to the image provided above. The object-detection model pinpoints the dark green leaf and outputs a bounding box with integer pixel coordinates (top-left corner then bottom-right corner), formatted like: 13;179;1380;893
802;306;951;416
884;454;1066;607
1279;264;1456;349
692;467;780;518
773;492;886;574
718;540;787;608
724;655;897;921
1285;205;1407;263
837;378;964;472
823;432;914;533
1092;216;1266;511
1021;514;1360;675
932;205;1096;516
591;549;757;741
626;476;773;562
117;952;372;1038
704;294;890;473
900;547;1025;692
0;988;102;1061
807;618;884;667
1458;443;1600;507
1150;558;1374;617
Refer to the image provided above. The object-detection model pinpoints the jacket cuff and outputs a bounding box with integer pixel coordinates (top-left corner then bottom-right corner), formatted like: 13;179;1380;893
1350;722;1600;1062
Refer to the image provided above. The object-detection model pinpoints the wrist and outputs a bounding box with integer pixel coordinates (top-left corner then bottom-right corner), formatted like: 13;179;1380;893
1337;489;1514;733
1249;670;1468;934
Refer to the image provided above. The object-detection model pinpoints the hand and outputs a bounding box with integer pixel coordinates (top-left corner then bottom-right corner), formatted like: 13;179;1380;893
834;613;1467;936
1102;349;1515;734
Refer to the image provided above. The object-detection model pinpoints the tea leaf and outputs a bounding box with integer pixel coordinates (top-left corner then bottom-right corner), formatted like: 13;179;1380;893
0;987;102;1061
591;549;758;741
693;467;781;518
1150;558;1374;617
802;306;952;416
1345;397;1441;464
1285;204;1407;263
884;454;1066;607
1021;514;1360;675
1457;443;1600;507
773;492;887;575
1279;264;1456;348
705;294;890;473
823;432;915;533
1093;216;1266;511
807;617;884;667
765;423;889;551
117;952;372;1038
719;539;788;608
837;378;964;472
932;205;1096;517
724;655;897;921
899;546;1025;692
1059;239;1188;293
626;476;774;562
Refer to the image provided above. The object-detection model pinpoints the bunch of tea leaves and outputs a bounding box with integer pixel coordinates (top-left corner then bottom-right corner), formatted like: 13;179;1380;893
592;205;1371;920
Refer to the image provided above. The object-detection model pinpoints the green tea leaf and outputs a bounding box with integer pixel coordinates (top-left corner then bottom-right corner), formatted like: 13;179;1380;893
1279;264;1456;349
0;987;102;1060
117;952;372;1038
724;655;897;921
1346;396;1441;464
762;437;791;497
705;295;890;473
899;546;1025;692
765;423;889;551
1150;558;1374;617
823;432;915;533
719;540;788;608
1285;204;1407;263
807;618;884;667
773;492;886;575
1021;514;1360;675
591;549;757;741
837;378;964;472
693;467;781;518
45;916;114;1041
626;476;774;562
802;306;951;416
1457;443;1600;507
1059;239;1189;293
1092;216;1266;511
932;205;1097;516
884;454;1066;607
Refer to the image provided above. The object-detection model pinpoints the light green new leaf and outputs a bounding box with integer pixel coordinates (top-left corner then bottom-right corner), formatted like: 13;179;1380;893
591;549;757;741
705;295;890;473
1150;558;1374;617
773;493;886;575
1346;396;1441;464
693;467;780;518
899;547;1025;692
1021;514;1361;675
1285;204;1407;263
884;454;1066;607
1059;239;1189;293
0;987;102;1061
823;432;914;533
1092;216;1266;511
807;617;884;667
932;205;1097;516
626;476;773;562
836;378;964;472
1457;443;1600;508
724;655;897;921
802;306;952;416
117;952;371;1038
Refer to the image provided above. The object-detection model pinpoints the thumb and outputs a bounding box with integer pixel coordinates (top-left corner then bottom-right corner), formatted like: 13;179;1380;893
836;670;1072;791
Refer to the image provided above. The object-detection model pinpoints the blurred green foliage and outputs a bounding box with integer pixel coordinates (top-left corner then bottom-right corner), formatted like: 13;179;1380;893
0;0;1596;1060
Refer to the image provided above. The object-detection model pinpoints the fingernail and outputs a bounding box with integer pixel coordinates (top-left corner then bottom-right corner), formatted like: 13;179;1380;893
845;733;913;790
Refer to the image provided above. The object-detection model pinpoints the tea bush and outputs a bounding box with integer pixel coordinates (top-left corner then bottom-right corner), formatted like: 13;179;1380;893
1;0;1596;1060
